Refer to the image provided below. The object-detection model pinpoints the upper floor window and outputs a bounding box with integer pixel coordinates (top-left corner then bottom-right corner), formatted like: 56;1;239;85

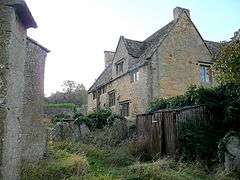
93;91;96;100
130;70;139;83
116;61;124;75
120;101;129;117
102;86;106;94
108;91;115;107
99;86;106;95
200;65;212;84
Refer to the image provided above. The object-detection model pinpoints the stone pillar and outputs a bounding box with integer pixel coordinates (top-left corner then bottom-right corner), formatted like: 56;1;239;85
0;4;27;179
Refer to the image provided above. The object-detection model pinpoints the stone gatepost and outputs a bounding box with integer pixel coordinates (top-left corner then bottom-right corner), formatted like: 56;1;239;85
0;1;49;179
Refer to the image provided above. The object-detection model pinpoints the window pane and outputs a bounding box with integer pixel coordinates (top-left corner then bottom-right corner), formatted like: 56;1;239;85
205;67;210;83
200;66;205;82
130;73;134;82
200;65;211;83
116;62;124;75
108;92;115;106
136;71;139;81
120;102;129;117
130;70;139;83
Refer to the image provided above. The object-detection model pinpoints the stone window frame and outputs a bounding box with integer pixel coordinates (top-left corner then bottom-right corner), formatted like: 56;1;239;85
119;100;130;117
116;60;124;75
108;90;116;107
198;62;212;84
130;69;139;83
102;86;106;94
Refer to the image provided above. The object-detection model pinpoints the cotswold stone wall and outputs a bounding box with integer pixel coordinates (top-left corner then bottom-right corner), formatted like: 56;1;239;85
88;65;150;124
0;5;27;179
21;39;48;163
152;13;214;98
88;37;151;123
0;3;48;179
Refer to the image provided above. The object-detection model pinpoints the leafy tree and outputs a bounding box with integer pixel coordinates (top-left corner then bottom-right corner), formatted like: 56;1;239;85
214;40;240;84
47;81;88;107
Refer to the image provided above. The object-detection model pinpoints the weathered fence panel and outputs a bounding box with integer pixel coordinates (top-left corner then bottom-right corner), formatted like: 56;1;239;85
136;105;211;157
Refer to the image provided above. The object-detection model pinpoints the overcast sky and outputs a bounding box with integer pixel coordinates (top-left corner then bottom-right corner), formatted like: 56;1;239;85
25;0;240;96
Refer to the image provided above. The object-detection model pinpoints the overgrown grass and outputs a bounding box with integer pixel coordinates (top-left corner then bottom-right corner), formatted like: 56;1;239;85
22;142;240;179
21;145;89;179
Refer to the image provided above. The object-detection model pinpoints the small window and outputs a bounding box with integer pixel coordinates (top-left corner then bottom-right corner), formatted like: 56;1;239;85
102;86;106;94
98;89;101;95
120;102;129;117
108;91;115;107
116;61;124;75
130;70;139;83
200;65;212;83
93;91;96;100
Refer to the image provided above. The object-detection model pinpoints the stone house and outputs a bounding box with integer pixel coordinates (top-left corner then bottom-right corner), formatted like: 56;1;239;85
88;7;221;123
0;0;49;179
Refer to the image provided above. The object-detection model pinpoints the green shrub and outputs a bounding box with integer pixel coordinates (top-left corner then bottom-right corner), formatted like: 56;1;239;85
148;84;240;162
106;113;125;126
178;120;217;161
148;98;168;113
86;108;112;130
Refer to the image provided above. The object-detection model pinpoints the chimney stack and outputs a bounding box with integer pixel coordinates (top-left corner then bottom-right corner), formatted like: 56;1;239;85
104;51;115;68
173;7;190;19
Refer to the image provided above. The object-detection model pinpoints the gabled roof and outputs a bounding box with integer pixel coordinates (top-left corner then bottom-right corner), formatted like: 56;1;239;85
2;0;37;28
88;20;177;92
88;64;112;92
124;39;149;58
141;20;177;60
88;11;222;93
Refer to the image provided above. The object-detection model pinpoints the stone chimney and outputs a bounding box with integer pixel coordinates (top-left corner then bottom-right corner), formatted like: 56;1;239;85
173;7;190;19
232;29;240;40
104;51;115;68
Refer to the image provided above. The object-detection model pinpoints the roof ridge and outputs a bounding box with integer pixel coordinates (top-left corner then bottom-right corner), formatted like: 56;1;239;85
139;19;178;60
125;38;143;43
204;40;221;44
144;20;176;43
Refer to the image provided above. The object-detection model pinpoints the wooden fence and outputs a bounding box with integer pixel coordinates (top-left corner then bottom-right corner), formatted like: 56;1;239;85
136;105;211;157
